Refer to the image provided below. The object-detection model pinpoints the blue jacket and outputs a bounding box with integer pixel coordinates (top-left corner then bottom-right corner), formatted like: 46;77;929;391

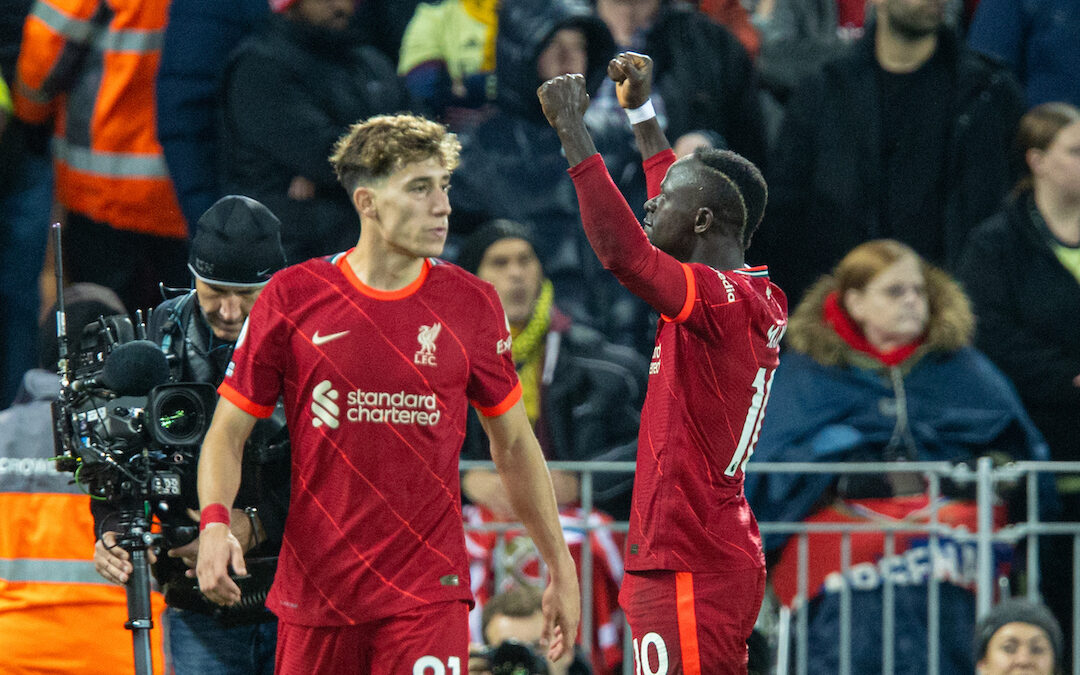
745;273;1053;540
448;0;656;350
967;0;1080;107
156;0;269;233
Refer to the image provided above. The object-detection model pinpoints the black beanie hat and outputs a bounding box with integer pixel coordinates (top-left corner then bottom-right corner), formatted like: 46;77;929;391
456;219;538;274
189;195;287;287
974;598;1064;665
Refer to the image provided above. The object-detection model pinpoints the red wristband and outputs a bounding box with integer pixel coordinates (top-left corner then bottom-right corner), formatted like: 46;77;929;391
199;503;230;531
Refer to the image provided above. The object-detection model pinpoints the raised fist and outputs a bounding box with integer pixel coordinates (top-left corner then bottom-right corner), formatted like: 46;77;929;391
607;51;653;110
537;73;590;129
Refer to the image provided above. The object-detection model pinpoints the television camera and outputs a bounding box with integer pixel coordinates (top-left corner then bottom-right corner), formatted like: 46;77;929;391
45;225;220;675
51;311;217;544
478;639;551;675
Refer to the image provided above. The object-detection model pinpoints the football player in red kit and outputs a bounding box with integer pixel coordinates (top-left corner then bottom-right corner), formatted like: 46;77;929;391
539;54;788;674
195;114;579;674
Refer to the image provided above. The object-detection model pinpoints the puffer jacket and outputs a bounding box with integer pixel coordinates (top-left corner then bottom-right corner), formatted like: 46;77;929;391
745;267;1053;537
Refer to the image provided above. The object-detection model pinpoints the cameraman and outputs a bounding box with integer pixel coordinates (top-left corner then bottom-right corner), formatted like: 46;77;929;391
92;195;289;675
472;586;591;675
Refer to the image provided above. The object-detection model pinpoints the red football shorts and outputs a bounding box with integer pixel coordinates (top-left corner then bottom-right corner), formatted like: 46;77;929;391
619;568;766;675
274;600;469;674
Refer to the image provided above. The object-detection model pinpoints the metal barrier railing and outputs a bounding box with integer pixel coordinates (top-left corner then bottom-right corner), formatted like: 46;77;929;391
459;459;1080;675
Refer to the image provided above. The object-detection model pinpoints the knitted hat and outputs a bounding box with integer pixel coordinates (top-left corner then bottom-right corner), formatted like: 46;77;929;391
456;219;538;274
268;0;299;13
974;598;1064;665
189;195;287;287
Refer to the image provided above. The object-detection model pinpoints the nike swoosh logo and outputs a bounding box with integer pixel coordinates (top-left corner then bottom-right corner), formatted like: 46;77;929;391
312;330;349;345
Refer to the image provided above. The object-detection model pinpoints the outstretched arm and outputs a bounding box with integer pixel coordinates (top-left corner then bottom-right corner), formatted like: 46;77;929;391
480;400;580;662
538;68;687;318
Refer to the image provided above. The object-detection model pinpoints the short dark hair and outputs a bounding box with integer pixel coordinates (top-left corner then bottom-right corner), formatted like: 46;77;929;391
480;585;543;645
330;114;461;194
692;148;767;250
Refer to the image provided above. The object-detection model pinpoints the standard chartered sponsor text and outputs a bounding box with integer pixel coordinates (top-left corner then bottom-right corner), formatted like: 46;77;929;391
346;389;441;425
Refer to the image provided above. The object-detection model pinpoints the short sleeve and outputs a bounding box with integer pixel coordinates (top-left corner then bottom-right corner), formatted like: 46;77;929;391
217;278;288;418
465;282;521;416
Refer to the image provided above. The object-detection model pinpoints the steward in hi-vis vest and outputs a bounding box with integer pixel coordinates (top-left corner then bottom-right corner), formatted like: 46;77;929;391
13;0;185;239
0;367;166;673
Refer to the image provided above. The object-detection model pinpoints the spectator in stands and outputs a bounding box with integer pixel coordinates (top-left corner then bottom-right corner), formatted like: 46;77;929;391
0;0;51;408
469;585;591;675
157;0;418;235
967;0;1080;108
397;0;499;132
959;102;1080;667
0;284;168;673
156;0;269;234
13;0;189;314
752;0;863;104
456;219;646;521
756;0;1025;304
219;0;409;263
450;0;651;349
692;0;761;58
745;239;1054;675
751;0;967;103
456;220;641;673
975;598;1063;675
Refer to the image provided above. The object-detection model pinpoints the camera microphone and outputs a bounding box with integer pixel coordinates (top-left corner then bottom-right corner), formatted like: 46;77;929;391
72;340;171;396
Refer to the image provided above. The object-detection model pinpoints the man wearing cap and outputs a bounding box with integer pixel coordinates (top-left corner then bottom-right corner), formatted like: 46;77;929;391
456;218;646;522
92;195;289;674
456;219;645;669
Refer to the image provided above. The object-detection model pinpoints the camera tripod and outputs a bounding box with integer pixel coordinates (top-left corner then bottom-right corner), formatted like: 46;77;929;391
114;510;162;675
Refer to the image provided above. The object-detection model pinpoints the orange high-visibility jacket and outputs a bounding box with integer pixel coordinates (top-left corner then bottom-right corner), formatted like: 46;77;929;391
0;392;167;673
13;0;186;238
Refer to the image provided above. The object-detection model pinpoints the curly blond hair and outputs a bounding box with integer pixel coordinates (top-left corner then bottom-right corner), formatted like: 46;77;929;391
329;114;461;192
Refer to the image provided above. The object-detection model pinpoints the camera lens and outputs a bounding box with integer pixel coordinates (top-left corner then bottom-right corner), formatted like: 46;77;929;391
157;391;200;438
147;383;217;446
489;640;548;675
